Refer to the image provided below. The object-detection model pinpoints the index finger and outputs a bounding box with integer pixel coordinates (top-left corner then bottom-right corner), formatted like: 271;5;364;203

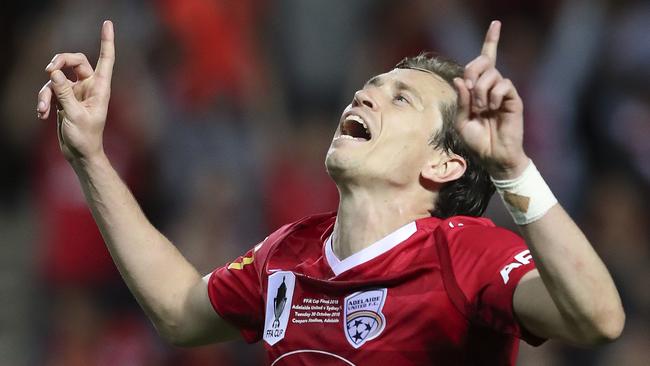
480;20;501;65
95;20;115;80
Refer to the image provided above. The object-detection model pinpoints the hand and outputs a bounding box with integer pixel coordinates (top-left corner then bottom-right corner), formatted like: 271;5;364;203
453;21;529;180
36;20;115;163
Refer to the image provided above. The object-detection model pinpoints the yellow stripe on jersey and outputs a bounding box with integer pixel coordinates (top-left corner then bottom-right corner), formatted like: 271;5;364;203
227;255;254;270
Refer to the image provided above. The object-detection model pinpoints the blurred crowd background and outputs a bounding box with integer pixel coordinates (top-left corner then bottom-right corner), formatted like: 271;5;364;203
1;0;648;365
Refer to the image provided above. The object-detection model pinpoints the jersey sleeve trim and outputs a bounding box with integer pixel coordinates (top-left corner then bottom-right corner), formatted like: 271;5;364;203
481;246;547;346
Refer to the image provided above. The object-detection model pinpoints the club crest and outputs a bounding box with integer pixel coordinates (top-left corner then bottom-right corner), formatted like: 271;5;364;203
344;288;387;348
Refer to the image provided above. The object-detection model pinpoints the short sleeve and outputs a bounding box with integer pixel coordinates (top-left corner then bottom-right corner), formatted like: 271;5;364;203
442;218;544;345
206;245;264;343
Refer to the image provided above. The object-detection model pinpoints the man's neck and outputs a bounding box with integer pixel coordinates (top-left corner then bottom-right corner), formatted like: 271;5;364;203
331;187;431;260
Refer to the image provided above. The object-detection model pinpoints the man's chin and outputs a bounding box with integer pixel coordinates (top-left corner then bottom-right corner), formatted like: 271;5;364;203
325;153;359;181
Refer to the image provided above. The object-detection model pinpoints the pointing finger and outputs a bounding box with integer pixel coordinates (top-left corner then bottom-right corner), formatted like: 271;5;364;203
480;20;501;66
95;20;115;80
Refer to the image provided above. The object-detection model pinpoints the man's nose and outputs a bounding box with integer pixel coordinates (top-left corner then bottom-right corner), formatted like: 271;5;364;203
353;89;377;110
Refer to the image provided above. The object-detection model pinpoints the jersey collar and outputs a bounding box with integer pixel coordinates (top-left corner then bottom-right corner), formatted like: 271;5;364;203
324;221;418;276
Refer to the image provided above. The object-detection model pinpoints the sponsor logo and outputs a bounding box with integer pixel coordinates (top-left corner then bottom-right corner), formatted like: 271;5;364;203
343;289;387;348
264;271;296;346
500;249;532;284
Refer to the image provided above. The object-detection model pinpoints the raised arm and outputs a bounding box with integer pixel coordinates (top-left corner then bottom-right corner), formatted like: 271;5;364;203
454;21;624;345
36;21;236;346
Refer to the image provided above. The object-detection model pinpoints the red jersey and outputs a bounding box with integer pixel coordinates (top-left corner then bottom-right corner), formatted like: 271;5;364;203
206;212;543;365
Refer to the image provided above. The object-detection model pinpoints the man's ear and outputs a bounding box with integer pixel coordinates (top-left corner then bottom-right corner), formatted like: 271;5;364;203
421;153;467;184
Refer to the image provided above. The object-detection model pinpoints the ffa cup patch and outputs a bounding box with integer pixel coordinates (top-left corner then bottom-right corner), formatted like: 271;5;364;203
344;288;387;348
264;271;296;346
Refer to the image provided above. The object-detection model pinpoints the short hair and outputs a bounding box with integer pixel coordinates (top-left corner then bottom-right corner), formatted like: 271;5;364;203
395;53;495;218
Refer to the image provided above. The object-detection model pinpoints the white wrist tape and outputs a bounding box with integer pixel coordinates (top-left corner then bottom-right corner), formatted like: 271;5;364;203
490;160;557;225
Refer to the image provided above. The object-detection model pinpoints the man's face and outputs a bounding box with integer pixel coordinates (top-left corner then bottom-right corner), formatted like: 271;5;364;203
325;68;456;188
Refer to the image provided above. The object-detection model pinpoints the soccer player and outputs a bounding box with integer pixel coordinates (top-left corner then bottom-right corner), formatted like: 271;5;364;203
36;20;624;365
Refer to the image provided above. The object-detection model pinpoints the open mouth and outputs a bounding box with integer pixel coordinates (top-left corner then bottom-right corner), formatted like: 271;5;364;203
340;115;371;141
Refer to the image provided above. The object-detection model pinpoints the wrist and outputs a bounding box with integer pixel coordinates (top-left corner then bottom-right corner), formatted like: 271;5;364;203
490;159;558;225
487;153;530;180
70;150;110;172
